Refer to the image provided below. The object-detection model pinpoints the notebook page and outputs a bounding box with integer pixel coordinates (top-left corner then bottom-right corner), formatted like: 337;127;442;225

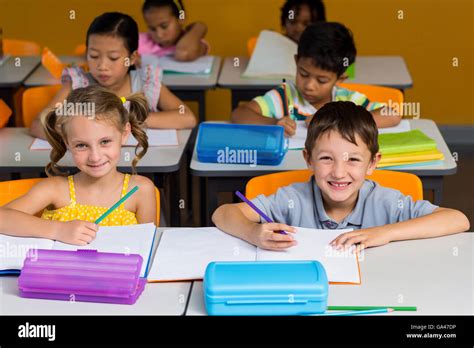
242;30;297;79
0;235;54;271
288;121;308;150
157;56;214;74
147;227;256;281
53;223;156;277
30;138;52;150
125;129;178;147
256;227;361;283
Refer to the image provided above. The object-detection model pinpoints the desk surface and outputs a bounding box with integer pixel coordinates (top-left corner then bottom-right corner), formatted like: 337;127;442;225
0;128;192;173
190;119;457;177
0;56;41;87
218;56;413;90
23;56;221;90
186;232;474;315
0;228;191;315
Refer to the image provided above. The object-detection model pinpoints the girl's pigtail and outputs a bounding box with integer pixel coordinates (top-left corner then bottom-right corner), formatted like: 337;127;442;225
41;109;69;177
124;93;149;173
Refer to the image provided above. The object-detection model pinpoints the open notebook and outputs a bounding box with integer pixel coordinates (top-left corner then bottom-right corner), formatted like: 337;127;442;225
141;54;215;74
0;223;157;277
148;227;361;284
30;129;178;150
242;30;297;79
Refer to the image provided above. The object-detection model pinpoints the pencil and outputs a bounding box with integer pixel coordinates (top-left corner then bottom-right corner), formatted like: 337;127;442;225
328;306;417;312
282;78;292;119
95;185;139;224
315;308;394;316
235;190;287;235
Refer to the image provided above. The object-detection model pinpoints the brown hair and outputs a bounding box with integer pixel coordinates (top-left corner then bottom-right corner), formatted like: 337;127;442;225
42;85;149;176
304;101;379;160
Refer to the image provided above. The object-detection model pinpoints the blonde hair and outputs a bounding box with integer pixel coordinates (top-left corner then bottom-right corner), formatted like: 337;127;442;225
42;85;149;176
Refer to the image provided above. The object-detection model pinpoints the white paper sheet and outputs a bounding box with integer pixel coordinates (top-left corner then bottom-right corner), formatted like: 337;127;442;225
288;121;308;150
256;227;360;283
378;120;411;134
30;138;52;150
0;235;54;271
53;223;156;277
154;55;215;74
242;30;297;79
125;129;178;147
147;227;256;281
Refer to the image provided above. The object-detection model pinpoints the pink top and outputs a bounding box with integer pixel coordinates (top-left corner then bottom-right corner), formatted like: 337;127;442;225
138;32;210;57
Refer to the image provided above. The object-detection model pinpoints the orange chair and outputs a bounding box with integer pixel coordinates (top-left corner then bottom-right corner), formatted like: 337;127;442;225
21;85;62;127
3;39;41;56
245;169;423;201
0;99;12;128
74;43;86;56
247;36;258;56
0;178;161;225
338;83;404;115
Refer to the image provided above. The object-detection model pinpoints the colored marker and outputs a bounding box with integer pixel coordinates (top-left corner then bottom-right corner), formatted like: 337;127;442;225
95;185;139;224
235;190;287;235
315;308;394;316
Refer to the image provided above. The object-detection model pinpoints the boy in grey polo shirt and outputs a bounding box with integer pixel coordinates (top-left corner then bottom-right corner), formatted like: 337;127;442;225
213;101;469;251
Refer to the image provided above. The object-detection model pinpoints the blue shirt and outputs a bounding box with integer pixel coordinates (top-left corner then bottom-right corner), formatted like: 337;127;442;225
251;176;438;230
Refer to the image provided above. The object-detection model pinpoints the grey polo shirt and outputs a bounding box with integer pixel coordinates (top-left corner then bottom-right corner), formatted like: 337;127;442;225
251;176;438;230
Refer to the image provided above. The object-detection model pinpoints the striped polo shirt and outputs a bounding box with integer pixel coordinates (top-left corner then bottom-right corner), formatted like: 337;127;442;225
253;81;385;120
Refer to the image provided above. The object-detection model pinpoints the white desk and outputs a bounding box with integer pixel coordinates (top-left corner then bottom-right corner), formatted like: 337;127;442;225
23;56;222;122
186;232;474;315
0;128;192;226
191;119;457;225
0;228;191;315
218;56;413;109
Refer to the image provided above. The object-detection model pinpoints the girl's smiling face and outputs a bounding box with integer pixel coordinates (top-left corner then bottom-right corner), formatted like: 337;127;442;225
65;115;130;178
304;130;381;209
143;6;183;47
87;34;137;89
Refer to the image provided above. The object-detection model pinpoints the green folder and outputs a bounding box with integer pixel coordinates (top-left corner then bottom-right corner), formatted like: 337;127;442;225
378;129;437;155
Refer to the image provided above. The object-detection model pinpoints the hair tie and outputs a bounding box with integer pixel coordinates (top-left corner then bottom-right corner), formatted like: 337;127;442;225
120;96;130;112
120;96;127;104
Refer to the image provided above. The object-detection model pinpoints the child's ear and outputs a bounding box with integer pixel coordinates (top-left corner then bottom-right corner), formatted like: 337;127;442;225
366;152;381;175
337;73;348;84
121;122;132;145
129;50;139;66
303;149;312;167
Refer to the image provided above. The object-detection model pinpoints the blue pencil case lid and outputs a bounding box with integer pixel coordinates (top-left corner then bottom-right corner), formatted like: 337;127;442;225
203;261;328;315
196;123;289;166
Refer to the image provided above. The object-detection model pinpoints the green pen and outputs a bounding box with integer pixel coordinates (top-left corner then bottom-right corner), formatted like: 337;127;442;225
95;185;139;225
328;306;417;312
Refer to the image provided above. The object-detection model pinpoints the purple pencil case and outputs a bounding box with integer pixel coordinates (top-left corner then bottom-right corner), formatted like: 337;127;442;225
18;249;146;305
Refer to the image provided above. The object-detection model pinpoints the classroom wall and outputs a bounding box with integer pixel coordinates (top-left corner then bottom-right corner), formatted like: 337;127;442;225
1;0;472;125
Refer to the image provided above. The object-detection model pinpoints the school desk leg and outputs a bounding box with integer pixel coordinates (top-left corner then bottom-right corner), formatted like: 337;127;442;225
420;176;444;206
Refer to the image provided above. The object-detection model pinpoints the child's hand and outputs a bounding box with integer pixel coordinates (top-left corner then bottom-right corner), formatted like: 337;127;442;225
329;226;391;252
53;220;98;246
276;116;296;137
249;223;297;250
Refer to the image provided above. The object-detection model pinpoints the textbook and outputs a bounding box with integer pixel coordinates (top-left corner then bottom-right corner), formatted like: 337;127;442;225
30;129;179;150
378;129;437;155
242;30;297;79
148;227;361;284
141;54;215;74
0;223;157;277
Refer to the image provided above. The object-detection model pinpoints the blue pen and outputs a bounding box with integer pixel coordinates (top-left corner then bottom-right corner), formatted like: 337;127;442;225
314;308;394;316
235;191;287;235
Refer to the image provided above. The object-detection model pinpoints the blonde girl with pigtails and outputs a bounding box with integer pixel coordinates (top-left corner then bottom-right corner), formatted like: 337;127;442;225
0;85;157;246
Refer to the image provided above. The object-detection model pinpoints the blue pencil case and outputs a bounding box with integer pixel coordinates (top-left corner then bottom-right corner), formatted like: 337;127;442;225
203;261;328;315
196;123;289;165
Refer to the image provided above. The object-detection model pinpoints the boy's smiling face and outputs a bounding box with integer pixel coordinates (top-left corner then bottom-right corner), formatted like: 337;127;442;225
304;129;381;211
295;56;346;109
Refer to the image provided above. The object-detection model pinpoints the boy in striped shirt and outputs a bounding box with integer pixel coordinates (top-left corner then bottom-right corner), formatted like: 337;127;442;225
232;22;401;136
